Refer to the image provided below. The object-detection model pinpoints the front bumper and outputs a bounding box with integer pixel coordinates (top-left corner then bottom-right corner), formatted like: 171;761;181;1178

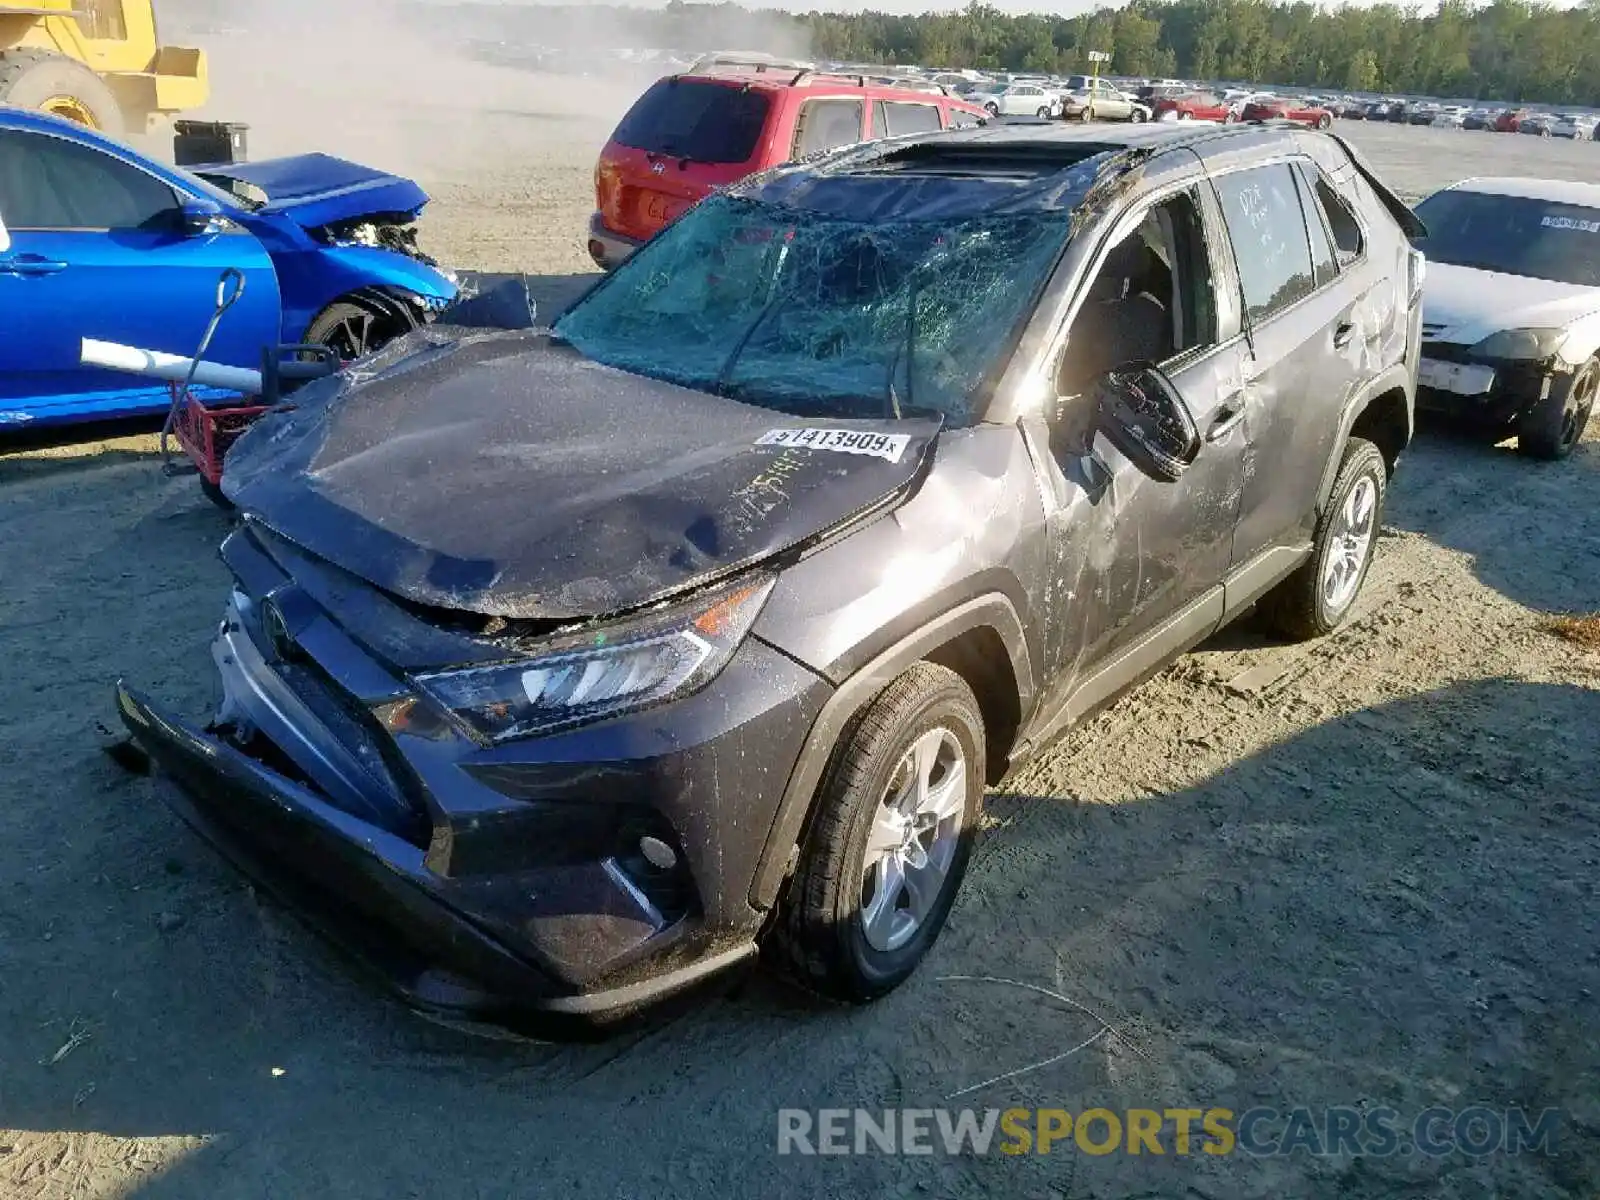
117;525;831;1032
1415;346;1561;427
586;213;642;272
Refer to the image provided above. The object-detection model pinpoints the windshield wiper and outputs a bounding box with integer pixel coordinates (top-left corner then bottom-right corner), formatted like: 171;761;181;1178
714;239;793;398
884;280;922;421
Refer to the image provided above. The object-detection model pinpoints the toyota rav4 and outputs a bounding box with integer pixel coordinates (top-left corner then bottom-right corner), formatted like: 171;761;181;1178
117;121;1425;1034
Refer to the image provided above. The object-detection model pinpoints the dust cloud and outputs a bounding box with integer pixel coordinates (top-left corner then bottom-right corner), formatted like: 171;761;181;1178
155;0;813;182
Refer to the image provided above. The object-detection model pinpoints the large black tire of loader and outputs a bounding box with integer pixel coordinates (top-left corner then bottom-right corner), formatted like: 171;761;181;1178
0;49;123;135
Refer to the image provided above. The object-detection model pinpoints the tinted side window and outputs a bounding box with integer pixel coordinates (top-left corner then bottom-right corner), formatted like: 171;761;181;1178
882;102;942;136
1213;163;1316;323
612;80;771;165
1312;172;1364;260
0;130;177;230
1293;164;1338;287
793;99;865;157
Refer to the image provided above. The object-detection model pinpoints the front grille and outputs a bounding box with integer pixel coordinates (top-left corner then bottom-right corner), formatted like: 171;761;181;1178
233;591;430;845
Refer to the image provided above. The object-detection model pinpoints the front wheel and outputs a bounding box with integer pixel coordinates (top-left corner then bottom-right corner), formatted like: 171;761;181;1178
1317;113;1333;129
1258;438;1388;641
1129;108;1147;123
1178;110;1193;121
766;662;985;1003
985;102;1000;117
1517;358;1597;460
1036;106;1053;119
304;298;418;366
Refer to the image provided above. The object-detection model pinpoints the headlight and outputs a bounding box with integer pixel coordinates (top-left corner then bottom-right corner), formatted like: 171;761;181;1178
413;575;775;743
1469;327;1568;361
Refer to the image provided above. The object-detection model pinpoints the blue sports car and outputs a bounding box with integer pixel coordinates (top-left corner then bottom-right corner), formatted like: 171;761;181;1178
0;108;457;429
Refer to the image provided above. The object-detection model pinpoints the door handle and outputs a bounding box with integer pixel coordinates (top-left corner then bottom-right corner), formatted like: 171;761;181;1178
1332;320;1356;349
1206;404;1246;443
0;255;68;277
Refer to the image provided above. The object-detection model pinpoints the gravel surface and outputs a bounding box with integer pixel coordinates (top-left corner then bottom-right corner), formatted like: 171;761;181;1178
1;107;1598;1199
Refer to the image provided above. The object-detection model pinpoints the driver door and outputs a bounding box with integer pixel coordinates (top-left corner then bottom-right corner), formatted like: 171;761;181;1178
0;126;280;426
1034;185;1254;722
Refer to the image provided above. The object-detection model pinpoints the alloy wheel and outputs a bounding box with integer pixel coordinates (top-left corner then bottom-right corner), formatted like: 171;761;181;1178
859;728;967;953
1323;475;1378;613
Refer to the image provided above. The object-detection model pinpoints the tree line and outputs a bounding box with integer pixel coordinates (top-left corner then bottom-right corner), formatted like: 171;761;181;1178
655;0;1600;107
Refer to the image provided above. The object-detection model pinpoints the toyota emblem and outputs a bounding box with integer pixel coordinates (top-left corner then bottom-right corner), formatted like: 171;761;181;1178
261;596;293;660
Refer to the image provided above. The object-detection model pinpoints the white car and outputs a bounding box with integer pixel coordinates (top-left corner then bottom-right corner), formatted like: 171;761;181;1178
1431;105;1469;128
1412;177;1600;459
974;83;1062;119
1549;113;1599;140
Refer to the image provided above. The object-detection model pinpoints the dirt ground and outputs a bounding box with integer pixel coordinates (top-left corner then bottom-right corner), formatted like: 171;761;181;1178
2;110;1599;1199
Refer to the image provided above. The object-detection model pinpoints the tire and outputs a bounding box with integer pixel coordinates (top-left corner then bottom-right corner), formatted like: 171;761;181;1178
985;102;1000;117
1130;108;1147;123
1036;106;1052;119
0;49;123;134
1257;438;1388;641
303;298;416;365
1517;357;1597;461
1317;113;1333;130
199;478;233;512
1178;110;1193;121
766;662;986;1003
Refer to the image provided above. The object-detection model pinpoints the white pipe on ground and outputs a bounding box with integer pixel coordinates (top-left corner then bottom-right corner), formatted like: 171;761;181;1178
80;338;263;394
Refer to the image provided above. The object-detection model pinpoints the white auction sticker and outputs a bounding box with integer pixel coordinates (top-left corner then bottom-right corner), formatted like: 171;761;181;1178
756;428;911;463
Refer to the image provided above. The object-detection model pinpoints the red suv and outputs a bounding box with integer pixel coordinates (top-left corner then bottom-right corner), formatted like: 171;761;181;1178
1151;91;1233;123
588;60;988;270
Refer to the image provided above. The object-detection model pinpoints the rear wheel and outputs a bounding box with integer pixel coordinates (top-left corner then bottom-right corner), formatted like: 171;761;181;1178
1036;105;1053;119
1258;438;1388;641
1317;113;1333;129
984;102;1000;117
766;662;985;1003
1517;357;1597;461
1129;107;1147;123
0;49;123;134
1179;110;1194;121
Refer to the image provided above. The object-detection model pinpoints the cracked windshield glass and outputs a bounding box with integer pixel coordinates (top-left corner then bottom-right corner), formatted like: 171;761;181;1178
555;192;1074;426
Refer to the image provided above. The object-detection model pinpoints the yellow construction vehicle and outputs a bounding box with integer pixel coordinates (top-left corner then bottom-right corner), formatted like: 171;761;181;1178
0;0;206;134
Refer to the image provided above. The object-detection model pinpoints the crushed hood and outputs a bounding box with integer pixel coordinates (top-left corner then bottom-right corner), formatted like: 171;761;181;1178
1422;261;1600;346
194;153;430;229
220;330;941;620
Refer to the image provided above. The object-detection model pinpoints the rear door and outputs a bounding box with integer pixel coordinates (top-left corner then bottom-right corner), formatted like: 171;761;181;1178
0;126;281;427
598;78;776;244
1209;159;1363;568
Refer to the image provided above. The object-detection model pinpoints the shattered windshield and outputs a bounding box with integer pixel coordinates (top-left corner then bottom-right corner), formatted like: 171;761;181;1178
1413;190;1600;287
555;193;1074;427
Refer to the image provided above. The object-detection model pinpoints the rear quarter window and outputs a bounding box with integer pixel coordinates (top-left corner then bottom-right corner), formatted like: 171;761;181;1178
611;79;772;165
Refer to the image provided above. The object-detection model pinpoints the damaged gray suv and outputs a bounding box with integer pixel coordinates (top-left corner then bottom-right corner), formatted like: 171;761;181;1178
117;122;1425;1032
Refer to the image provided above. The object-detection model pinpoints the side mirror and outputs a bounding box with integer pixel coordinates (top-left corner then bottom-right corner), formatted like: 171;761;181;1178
1093;363;1201;482
179;197;225;236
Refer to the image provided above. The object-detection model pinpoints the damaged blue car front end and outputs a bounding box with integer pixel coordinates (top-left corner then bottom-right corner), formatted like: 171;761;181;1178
0;110;456;429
